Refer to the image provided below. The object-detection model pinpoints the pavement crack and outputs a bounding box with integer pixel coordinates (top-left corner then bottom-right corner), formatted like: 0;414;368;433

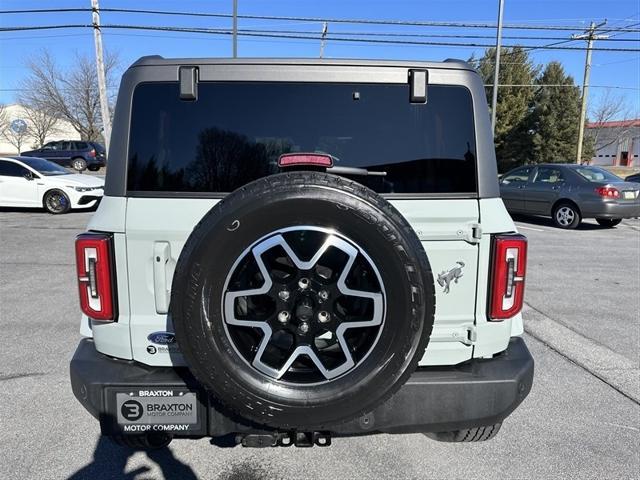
0;372;47;382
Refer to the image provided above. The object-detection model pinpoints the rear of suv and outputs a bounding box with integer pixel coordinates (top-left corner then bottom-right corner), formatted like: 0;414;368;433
22;140;107;172
70;57;533;449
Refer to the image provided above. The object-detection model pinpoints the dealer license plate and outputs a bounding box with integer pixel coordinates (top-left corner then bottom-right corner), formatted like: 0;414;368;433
115;389;199;433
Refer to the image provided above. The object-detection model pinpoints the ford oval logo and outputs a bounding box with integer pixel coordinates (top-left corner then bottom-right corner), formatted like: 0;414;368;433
147;332;176;345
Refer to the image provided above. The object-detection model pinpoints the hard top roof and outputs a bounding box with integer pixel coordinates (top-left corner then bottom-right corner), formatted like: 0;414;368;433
130;55;473;71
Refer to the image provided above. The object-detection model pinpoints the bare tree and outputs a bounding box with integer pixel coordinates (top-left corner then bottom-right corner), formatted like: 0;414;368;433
19;102;61;148
587;89;636;153
0;104;7;132
20;50;118;143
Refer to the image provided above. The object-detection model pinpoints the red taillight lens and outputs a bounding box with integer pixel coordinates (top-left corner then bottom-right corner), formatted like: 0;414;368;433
88;149;96;158
75;233;116;321
489;234;527;321
595;186;620;198
278;153;333;168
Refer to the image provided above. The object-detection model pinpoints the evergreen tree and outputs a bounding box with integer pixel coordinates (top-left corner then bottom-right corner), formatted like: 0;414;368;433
528;62;581;164
471;47;539;172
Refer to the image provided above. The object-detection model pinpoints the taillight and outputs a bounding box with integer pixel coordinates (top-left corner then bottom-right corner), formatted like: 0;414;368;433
88;149;96;158
75;233;116;321
278;153;333;168
595;186;620;198
489;234;527;321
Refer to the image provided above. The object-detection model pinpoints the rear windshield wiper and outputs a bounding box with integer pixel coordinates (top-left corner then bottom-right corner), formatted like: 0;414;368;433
327;166;387;177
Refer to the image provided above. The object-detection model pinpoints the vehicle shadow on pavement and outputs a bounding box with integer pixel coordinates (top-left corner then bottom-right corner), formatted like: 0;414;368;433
0;206;98;214
510;214;608;231
67;435;198;480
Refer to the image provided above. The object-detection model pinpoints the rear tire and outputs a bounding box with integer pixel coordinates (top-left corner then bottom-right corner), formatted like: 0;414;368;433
87;164;100;172
596;218;622;228
425;423;502;442
43;189;71;214
72;157;87;172
552;202;581;229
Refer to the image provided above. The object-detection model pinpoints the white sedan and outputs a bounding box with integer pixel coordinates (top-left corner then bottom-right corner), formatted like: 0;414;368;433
0;156;104;214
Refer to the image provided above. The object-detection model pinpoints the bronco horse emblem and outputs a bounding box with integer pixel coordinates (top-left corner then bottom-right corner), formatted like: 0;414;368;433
437;261;465;294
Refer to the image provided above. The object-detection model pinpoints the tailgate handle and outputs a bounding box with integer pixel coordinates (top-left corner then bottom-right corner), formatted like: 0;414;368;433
153;241;175;314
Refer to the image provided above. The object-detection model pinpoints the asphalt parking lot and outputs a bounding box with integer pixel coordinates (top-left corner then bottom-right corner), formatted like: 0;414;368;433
0;209;638;480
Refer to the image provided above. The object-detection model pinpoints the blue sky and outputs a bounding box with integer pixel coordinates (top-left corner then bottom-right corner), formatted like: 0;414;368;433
1;0;639;116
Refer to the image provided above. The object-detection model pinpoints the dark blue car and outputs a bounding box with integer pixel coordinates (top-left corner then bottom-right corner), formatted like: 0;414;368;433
22;140;107;172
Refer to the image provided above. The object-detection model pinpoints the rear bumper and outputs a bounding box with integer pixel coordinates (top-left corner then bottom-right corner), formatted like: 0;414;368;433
70;337;534;437
582;200;640;219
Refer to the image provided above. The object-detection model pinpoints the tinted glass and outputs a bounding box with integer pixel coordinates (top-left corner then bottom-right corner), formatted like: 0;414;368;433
127;82;477;194
18;157;69;176
0;160;29;177
533;167;564;184
75;142;89;150
575;166;622;183
502;167;532;184
90;142;106;153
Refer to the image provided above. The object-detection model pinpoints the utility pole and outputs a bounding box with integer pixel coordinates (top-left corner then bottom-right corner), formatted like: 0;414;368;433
319;22;328;58
91;0;111;151
490;0;505;135
573;21;608;163
232;0;238;58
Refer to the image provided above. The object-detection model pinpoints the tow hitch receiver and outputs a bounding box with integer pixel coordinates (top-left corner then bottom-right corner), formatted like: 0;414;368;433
239;431;332;448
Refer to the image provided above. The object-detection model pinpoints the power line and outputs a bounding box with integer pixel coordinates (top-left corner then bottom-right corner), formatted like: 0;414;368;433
2;7;640;33
4;26;637;42
1;24;639;52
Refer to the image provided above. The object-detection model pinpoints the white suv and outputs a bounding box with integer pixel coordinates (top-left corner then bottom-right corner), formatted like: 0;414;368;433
70;57;533;449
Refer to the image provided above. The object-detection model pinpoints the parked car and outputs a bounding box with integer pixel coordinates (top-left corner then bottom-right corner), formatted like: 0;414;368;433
500;164;640;228
625;172;640;183
0;156;104;213
70;57;534;450
21;140;106;172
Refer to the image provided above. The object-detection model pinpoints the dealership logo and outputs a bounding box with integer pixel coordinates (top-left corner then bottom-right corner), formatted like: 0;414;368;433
147;332;176;345
121;400;144;421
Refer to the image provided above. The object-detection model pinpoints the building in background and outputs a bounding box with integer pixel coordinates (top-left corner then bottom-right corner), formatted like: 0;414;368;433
0;104;80;156
587;119;640;167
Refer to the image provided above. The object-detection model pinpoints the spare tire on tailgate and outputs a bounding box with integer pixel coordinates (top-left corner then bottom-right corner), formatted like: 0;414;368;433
171;172;435;429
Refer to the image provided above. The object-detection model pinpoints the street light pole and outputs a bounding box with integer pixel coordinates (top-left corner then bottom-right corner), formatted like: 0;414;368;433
232;0;238;58
91;0;111;151
319;22;328;58
573;21;607;163
490;0;505;135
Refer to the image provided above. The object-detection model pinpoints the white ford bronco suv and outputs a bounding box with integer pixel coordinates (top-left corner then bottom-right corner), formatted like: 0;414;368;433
70;57;533;449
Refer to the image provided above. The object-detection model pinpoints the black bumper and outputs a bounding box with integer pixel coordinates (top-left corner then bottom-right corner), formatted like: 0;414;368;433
77;195;102;206
70;337;533;437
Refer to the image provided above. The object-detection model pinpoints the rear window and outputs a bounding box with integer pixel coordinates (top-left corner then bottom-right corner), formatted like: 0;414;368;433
127;82;477;195
575;166;621;183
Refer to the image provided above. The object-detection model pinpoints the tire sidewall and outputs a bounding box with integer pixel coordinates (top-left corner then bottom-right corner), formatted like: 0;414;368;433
172;174;434;428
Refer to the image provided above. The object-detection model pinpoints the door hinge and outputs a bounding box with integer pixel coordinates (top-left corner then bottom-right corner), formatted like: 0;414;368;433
429;325;476;345
464;326;477;345
458;222;482;244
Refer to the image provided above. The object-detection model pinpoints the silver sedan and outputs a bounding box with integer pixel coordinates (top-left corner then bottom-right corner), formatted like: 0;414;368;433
499;164;640;229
